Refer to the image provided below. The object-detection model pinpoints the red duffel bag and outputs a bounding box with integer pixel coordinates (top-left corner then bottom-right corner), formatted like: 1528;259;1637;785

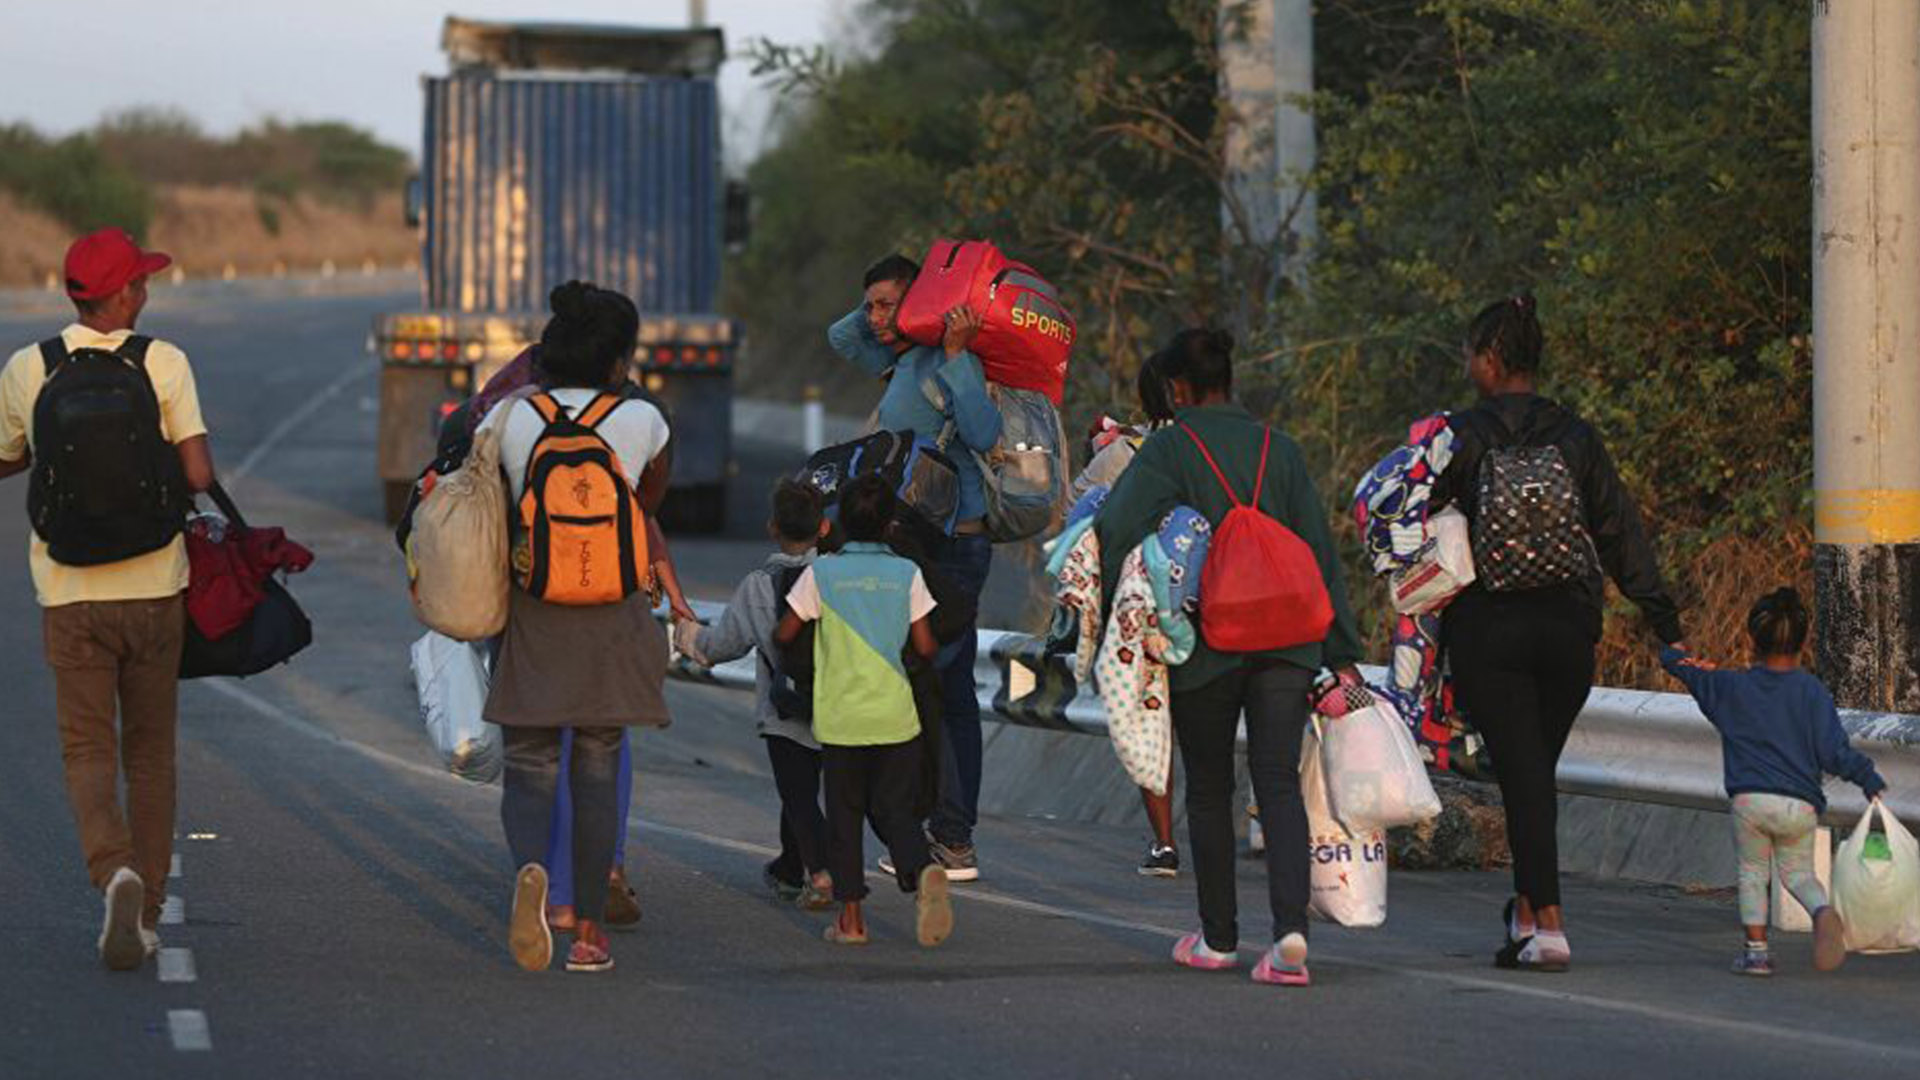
897;239;1075;406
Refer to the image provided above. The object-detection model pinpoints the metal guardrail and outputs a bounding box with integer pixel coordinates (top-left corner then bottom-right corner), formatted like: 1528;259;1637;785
665;599;1920;826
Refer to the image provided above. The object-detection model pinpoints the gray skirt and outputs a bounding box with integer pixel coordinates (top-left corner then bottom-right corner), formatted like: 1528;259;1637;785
484;587;671;729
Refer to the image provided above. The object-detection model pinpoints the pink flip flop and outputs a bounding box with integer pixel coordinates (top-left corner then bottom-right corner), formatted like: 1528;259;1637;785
1172;932;1238;970
1251;933;1310;987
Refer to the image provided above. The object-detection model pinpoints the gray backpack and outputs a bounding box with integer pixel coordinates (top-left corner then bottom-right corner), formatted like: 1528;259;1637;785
925;379;1069;543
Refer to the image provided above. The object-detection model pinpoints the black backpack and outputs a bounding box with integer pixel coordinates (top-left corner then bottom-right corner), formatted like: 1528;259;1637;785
28;336;191;566
1466;412;1600;592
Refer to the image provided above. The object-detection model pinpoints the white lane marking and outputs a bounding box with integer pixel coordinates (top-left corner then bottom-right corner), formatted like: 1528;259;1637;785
158;948;197;984
167;1009;212;1051
199;678;1920;1065
170;853;182;879
228;358;377;482
160;896;185;926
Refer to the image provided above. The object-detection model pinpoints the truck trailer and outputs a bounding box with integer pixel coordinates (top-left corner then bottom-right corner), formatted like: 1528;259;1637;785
373;16;742;531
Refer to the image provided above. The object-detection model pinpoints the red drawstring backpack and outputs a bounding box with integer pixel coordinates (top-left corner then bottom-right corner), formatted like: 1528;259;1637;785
1181;423;1334;652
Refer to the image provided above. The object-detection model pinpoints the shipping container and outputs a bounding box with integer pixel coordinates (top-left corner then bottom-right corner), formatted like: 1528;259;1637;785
373;18;741;532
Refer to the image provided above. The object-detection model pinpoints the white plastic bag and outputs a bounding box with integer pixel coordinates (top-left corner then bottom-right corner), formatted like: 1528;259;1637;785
1303;720;1387;927
1833;799;1920;954
410;632;501;784
1389;507;1475;615
1320;692;1443;834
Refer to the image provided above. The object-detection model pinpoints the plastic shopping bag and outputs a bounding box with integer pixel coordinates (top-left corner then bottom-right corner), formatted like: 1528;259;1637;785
1389;506;1475;615
1303;719;1387;927
1318;684;1443;834
409;632;501;784
1833;799;1920;954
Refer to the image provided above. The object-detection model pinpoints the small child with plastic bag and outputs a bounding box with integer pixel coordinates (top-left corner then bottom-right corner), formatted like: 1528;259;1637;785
1660;587;1889;976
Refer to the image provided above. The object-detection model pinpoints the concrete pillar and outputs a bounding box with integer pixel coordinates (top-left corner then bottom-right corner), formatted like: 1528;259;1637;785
1811;0;1920;712
1219;0;1315;300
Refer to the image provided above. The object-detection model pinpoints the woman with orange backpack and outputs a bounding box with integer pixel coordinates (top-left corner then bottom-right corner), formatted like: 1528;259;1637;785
1094;329;1364;987
477;282;676;975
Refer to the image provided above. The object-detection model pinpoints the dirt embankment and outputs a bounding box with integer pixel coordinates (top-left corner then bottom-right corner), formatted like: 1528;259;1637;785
0;185;418;288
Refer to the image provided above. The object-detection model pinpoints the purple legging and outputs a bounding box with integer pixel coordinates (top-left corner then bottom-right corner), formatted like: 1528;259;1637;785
545;728;634;907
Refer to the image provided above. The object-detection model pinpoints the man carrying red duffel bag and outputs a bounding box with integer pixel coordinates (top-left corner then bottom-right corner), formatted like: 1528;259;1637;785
828;253;1003;882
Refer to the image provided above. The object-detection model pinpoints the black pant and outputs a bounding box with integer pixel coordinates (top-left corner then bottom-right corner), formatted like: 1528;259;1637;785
1445;591;1596;910
501;726;623;921
1173;660;1315;952
824;738;931;902
764;735;827;887
929;534;992;847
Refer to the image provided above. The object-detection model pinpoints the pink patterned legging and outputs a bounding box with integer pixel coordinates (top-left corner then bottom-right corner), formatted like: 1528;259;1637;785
1733;793;1828;927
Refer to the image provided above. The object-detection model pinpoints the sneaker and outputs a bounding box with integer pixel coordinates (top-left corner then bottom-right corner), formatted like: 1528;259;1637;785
1139;843;1180;878
915;866;954;948
929;840;980;883
1812;907;1848;972
1494;933;1570;973
565;932;614;974
1172;932;1239;971
796;878;835;912
763;863;804;903
99;868;145;971
1731;947;1774;977
1244;812;1266;859
605;869;641;930
140;927;162;959
1252;933;1311;987
509;864;554;972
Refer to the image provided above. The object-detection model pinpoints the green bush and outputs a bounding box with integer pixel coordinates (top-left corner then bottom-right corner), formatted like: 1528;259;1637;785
0;124;154;236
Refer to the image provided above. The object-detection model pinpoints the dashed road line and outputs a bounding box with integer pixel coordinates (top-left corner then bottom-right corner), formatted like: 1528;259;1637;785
160;896;185;926
157;948;197;984
170;853;182;879
167;1009;212;1052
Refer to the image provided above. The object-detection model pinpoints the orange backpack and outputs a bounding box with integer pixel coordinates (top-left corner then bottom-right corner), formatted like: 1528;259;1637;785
516;392;651;606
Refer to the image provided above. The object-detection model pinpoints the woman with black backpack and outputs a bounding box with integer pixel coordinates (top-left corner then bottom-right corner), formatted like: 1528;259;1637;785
1094;329;1364;987
1432;295;1684;973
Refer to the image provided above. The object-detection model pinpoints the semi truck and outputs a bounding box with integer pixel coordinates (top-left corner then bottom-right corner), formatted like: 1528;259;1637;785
373;16;744;531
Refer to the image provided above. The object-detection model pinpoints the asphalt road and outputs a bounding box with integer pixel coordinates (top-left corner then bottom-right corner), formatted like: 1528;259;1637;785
0;289;1916;1079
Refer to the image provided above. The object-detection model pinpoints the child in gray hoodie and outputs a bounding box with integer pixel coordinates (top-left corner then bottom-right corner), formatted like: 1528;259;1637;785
678;479;833;907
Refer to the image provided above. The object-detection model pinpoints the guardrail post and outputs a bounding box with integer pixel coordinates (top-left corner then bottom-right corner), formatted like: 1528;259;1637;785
1811;0;1920;713
802;385;825;454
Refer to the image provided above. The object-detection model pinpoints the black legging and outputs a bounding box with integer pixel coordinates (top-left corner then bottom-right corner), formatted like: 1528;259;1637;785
501;726;624;922
1445;591;1596;910
1172;659;1316;952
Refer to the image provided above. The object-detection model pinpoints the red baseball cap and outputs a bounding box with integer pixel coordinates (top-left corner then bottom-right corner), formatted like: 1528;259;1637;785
64;228;171;301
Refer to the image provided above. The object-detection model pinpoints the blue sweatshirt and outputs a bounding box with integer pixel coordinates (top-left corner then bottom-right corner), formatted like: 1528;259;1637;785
1660;647;1886;812
827;307;1003;524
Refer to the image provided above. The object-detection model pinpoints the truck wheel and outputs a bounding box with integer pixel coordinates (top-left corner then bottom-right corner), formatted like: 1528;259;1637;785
384;480;414;528
660;483;727;534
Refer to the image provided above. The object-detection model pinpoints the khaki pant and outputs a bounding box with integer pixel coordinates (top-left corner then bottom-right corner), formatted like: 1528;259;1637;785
43;595;185;926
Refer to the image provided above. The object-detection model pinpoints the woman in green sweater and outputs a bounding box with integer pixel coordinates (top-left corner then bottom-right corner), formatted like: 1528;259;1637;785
1094;329;1363;987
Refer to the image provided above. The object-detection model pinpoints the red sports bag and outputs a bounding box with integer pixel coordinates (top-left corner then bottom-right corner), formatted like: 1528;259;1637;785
1181;423;1333;653
897;239;1074;406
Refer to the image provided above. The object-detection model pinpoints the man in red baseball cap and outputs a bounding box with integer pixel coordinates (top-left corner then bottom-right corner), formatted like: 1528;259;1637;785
0;226;213;971
64;227;173;302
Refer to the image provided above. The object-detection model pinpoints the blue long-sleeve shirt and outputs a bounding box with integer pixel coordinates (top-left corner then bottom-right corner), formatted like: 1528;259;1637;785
1660;647;1886;812
827;306;1003;524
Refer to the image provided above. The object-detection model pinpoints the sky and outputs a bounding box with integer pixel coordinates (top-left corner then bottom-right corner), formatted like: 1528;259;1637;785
0;0;841;166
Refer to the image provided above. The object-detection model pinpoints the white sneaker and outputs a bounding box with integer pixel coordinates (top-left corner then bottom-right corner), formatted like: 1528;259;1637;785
99;868;145;971
140;927;161;958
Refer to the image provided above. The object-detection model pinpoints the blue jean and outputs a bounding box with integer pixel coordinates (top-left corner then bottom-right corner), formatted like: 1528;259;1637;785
545;728;634;908
928;533;992;847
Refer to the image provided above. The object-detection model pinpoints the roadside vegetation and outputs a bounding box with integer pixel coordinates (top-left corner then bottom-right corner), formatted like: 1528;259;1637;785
733;0;1809;686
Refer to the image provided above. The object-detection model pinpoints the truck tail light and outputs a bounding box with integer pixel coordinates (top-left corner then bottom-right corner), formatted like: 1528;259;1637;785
440;341;460;361
653;346;674;365
680;346;699;364
388;341;412;360
704;347;722;366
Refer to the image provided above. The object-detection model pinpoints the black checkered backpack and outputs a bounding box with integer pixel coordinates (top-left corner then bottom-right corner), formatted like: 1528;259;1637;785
1465;412;1599;592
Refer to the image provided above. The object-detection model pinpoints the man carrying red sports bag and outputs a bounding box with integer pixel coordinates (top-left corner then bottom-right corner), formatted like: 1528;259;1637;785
1092;327;1362;988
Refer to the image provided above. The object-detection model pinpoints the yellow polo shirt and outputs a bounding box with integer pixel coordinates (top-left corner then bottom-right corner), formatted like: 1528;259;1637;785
0;325;207;608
